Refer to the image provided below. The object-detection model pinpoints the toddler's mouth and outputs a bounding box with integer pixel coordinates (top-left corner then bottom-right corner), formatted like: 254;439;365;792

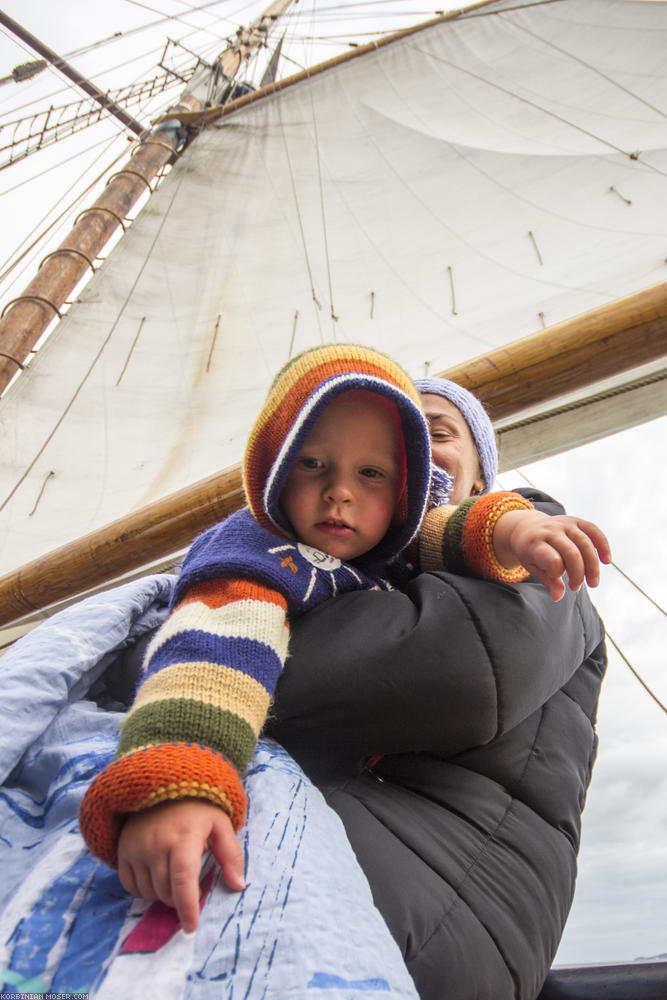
316;518;354;534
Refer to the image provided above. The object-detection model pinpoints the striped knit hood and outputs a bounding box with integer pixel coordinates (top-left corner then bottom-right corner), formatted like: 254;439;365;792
243;344;435;564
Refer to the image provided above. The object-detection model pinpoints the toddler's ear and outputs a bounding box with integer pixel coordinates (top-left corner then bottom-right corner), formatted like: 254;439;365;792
428;465;454;510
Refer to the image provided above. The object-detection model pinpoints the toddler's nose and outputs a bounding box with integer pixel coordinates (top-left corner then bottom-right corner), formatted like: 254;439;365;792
324;476;353;503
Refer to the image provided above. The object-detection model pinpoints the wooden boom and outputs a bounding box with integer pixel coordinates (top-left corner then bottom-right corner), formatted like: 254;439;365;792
0;278;666;627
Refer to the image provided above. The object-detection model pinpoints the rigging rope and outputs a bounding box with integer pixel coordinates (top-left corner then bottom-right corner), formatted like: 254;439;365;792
609;563;666;619
499;466;666;717
309;90;338;334
0;138;129;284
504;466;667;617
0;72;185;170
278;105;325;341
606;631;667;716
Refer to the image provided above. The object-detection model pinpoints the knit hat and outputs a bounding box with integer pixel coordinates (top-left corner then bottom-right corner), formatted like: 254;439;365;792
415;377;498;493
244;345;435;562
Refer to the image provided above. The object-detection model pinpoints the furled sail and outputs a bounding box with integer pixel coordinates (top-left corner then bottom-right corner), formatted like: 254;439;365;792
1;0;666;588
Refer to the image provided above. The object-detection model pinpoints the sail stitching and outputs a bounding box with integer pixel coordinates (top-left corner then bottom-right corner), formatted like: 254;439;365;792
499;14;667;121
408;44;667;178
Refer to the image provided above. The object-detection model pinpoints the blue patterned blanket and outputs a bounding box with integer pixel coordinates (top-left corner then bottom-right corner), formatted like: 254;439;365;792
0;575;418;999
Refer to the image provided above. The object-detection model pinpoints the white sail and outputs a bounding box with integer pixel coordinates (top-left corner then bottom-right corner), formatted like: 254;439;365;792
1;0;666;576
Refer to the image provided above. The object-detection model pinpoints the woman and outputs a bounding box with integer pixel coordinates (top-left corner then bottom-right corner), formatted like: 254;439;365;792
267;378;607;1000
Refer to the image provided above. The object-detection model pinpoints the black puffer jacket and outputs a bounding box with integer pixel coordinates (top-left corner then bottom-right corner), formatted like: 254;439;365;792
267;492;607;1000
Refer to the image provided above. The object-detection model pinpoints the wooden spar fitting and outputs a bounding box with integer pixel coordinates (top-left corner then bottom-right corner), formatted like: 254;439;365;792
0;278;666;628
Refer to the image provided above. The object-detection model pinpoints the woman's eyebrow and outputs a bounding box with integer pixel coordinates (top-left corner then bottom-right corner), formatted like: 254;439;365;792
425;413;457;428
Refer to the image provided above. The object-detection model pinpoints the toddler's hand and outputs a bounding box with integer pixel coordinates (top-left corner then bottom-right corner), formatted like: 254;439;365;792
495;509;611;601
118;798;245;933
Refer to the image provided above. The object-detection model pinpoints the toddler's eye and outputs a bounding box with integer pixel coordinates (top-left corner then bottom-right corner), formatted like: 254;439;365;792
360;467;383;479
297;456;322;470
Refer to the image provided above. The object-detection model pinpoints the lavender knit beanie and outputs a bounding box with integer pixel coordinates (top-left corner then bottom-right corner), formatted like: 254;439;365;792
415;377;498;493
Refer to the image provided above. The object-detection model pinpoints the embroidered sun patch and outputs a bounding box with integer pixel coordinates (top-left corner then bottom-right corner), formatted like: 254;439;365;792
268;542;369;604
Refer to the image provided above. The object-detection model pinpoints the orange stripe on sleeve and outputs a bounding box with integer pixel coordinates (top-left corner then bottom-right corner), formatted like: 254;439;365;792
176;577;288;612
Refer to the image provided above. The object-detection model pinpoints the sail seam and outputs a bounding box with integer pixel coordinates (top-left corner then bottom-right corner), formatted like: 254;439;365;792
499;13;667;121
408;44;667;178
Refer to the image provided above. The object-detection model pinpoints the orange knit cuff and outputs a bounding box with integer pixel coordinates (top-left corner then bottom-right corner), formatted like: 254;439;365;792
462;491;533;582
79;743;248;868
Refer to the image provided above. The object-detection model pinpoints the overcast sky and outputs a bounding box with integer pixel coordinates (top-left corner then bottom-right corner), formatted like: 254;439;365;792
505;419;667;965
1;0;665;969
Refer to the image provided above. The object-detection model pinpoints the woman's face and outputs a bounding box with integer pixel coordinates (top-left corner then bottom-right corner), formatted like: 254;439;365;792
420;393;484;503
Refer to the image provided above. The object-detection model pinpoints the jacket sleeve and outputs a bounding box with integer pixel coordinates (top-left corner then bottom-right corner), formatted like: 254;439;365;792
268;491;605;775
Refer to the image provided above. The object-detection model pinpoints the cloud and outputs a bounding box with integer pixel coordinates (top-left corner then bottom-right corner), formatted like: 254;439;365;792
519;419;667;967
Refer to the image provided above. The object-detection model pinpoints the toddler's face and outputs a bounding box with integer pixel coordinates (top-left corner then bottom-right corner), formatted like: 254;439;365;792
280;390;402;561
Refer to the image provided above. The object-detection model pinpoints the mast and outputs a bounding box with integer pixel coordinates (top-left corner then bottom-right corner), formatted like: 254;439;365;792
0;277;665;629
0;0;295;394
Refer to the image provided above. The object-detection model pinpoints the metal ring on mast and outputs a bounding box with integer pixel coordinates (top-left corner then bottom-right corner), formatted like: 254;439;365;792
139;139;180;157
74;206;127;231
106;169;153;193
38;247;96;274
1;295;62;320
0;352;25;370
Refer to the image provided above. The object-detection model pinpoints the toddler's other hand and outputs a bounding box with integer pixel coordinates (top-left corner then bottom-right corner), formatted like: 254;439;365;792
495;509;611;601
118;798;245;932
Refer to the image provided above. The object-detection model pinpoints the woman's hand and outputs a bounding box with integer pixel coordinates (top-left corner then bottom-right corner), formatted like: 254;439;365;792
118;798;245;933
493;508;611;601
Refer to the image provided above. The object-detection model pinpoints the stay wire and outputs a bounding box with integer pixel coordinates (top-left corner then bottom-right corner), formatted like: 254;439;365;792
500;466;666;616
605;631;667;716
0;137;130;282
499;466;666;717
